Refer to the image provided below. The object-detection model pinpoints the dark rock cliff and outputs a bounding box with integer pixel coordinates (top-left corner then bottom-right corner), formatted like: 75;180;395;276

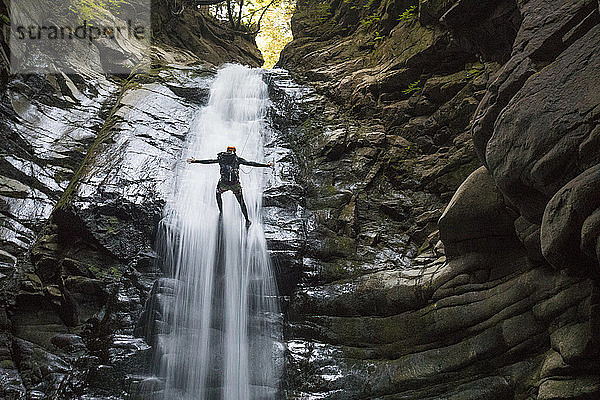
277;0;600;399
0;1;262;398
1;0;599;399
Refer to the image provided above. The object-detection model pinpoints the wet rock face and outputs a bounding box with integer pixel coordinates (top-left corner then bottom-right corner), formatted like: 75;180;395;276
0;63;216;399
478;20;600;272
277;0;600;399
0;1;265;395
0;72;117;264
0;65;124;398
0;0;598;398
0;66;301;400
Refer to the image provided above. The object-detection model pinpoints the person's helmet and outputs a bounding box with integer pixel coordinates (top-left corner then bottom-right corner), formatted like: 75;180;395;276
227;146;236;153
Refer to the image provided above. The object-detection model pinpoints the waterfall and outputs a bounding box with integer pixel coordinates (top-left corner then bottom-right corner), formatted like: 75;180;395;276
155;64;282;400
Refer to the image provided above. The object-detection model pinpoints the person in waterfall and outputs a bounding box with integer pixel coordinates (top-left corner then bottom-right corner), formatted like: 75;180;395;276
187;146;273;227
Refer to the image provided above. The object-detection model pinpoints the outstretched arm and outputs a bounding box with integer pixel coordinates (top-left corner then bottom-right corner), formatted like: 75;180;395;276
239;158;273;168
187;157;218;164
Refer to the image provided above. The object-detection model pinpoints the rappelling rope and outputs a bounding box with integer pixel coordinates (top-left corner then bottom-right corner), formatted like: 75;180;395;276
239;126;254;156
238;156;275;176
239;129;275;175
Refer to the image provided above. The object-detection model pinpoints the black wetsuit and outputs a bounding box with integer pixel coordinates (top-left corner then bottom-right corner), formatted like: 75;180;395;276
190;152;270;223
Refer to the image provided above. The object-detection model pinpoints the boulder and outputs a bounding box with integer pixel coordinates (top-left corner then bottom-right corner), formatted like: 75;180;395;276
439;166;517;255
486;24;600;224
541;165;600;271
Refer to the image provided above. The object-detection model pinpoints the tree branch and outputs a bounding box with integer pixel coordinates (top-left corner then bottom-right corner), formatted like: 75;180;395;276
192;0;228;5
236;0;244;28
226;0;235;26
248;0;277;35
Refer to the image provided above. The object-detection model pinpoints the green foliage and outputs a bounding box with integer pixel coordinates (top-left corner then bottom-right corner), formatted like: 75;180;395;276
402;80;422;95
365;30;385;47
398;5;417;21
344;0;375;10
344;0;375;7
70;0;123;20
362;0;377;9
360;14;380;26
107;216;119;234
465;62;485;78
254;0;295;67
315;3;332;22
0;360;15;369
109;266;122;278
26;273;43;290
88;264;122;279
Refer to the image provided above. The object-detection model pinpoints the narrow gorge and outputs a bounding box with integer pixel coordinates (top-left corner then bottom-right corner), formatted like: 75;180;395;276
0;0;599;399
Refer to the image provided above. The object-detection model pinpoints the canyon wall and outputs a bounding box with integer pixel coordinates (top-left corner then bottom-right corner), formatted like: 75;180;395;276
1;0;599;399
0;1;262;397
277;0;600;398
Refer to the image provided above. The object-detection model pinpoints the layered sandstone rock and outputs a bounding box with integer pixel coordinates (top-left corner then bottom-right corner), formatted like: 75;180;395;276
278;0;600;398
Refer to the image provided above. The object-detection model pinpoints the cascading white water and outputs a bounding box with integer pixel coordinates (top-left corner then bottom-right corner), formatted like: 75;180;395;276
156;64;282;400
